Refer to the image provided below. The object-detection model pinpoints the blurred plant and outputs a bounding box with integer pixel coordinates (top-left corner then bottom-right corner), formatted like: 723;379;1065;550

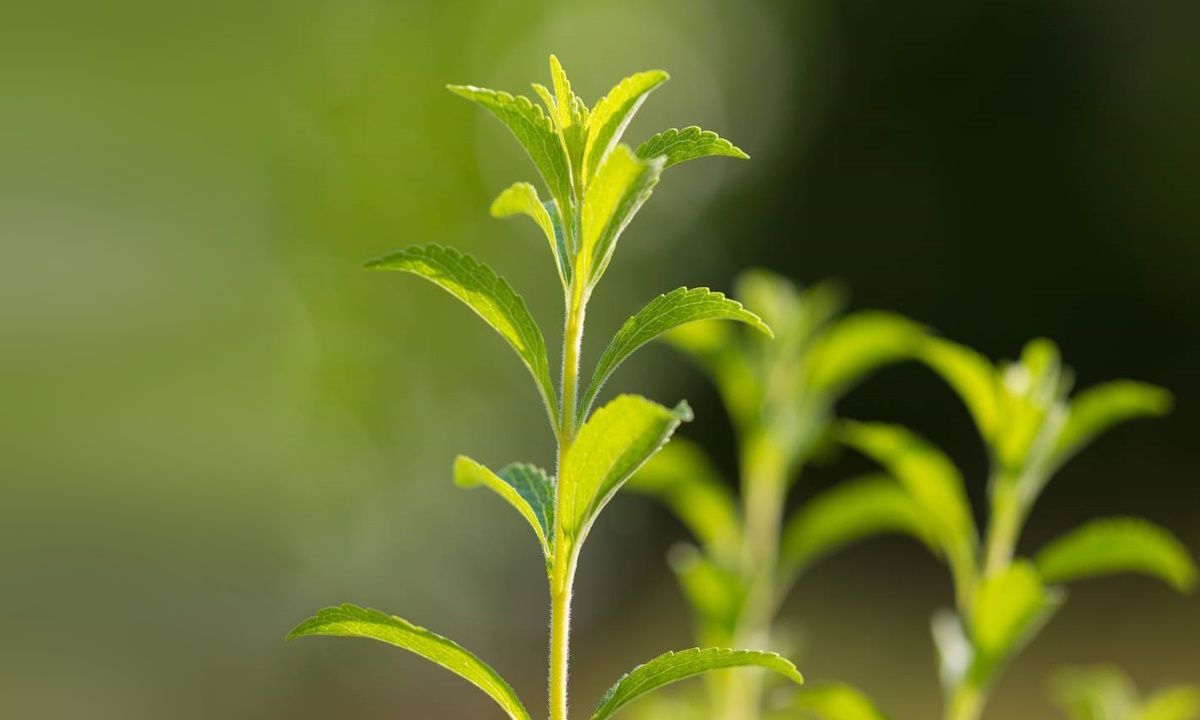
627;271;926;720
1050;665;1200;720
841;337;1197;720
286;56;806;720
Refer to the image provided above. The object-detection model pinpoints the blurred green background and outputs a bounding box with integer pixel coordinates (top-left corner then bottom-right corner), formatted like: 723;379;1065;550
2;0;1196;717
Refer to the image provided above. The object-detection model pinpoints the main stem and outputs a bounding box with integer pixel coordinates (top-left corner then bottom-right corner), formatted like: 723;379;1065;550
550;272;588;720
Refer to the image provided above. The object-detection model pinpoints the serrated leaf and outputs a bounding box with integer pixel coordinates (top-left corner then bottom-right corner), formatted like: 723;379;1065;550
590;647;803;720
490;182;570;286
366;245;558;425
838;421;977;573
454;456;555;562
580;287;771;421
805;312;926;396
288;604;532;720
779;474;937;580
559;394;692;541
447;84;574;215
580;144;665;287
1141;687;1200;720
970;561;1062;678
1035;517;1197;592
1053;381;1172;465
583;70;669;182
635;126;749;168
549;55;589;173
627;438;742;562
919;336;1001;444
668;544;745;648
772;683;890;720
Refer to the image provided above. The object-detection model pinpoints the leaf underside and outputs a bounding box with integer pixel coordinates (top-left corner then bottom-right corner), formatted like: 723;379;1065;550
288;604;531;720
636;126;749;168
454;456;555;562
590;647;803;720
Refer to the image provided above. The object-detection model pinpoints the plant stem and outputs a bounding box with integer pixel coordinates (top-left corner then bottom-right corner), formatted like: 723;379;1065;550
945;680;984;720
983;481;1022;579
549;547;577;720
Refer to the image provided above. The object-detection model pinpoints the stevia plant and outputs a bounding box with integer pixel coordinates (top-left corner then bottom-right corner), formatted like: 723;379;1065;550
1050;665;1200;720
840;336;1198;720
287;56;807;720
623;271;927;720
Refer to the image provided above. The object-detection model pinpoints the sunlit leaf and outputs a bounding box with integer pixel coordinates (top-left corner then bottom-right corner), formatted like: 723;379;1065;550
1141;686;1200;720
770;683;890;720
490;182;570;285
635;126;749;168
366;244;558;425
548;55;589;173
580;286;771;421
447;84;573;214
805;312;926;397
1035;517;1196;592
559;395;692;541
584;70;670;182
590;647;803;720
580;145;665;287
919;336;1001;444
779;474;937;580
970;561;1062;677
627;438;742;562
454;456;554;563
288;604;532;720
1053;381;1172;465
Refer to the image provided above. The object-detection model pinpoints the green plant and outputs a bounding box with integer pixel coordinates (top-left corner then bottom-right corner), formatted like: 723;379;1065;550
625;271;926;720
841;336;1198;720
287;56;807;720
1050;665;1200;720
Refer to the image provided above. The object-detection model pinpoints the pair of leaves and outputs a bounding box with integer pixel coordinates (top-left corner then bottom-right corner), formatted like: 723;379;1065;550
1052;665;1200;720
288;605;802;720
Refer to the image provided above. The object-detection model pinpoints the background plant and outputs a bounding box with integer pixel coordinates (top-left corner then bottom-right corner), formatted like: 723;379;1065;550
841;337;1198;720
1050;665;1199;720
286;56;810;720
624;270;927;720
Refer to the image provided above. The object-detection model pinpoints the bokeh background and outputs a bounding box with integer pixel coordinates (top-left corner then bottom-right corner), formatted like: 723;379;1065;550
3;0;1197;717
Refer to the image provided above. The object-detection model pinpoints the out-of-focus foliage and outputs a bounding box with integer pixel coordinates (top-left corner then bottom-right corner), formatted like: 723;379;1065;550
1051;666;1200;720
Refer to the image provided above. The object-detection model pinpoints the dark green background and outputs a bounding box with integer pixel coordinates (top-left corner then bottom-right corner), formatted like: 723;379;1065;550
2;0;1196;717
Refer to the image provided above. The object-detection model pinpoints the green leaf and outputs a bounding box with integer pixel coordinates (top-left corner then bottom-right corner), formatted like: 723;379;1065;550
919;337;1001;444
970;561;1062;677
837;422;977;572
580;287;771;421
668;544;745;648
1053;381;1172;464
1050;666;1140;720
635;126;749;168
590;647;803;720
772;683;890;720
1035;517;1197;592
490;182;570;285
288;604;532;720
627;437;742;563
805;312;926;397
779;474;937;580
559;394;692;541
583;70;670;182
580;144;665;287
447;84;574;214
1141;687;1200;720
548;55;589;173
366;245;558;426
454;456;555;563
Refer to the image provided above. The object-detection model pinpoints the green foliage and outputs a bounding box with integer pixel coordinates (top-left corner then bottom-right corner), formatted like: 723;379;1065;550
1053;381;1173;465
636;126;749;168
590;647;803;720
968;561;1062;680
295;56;771;720
287;604;533;720
1035;517;1197;591
773;683;891;720
1051;666;1200;720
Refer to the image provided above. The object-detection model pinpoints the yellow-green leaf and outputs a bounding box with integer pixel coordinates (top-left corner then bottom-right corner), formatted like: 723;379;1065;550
490;182;570;286
366;245;558;426
1141;687;1200;720
805;312;926;396
580;286;771;421
288;604;532;720
970;561;1062;676
1054;381;1172;464
590;647;803;720
919;336;1001;444
559;395;691;542
1050;665;1139;720
1035;517;1197;592
454;456;554;563
635;126;749;168
584;70;669;182
580;144;665;287
773;683;890;720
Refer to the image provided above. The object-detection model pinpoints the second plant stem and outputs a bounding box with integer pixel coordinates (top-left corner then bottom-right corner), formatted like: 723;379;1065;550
550;272;588;720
